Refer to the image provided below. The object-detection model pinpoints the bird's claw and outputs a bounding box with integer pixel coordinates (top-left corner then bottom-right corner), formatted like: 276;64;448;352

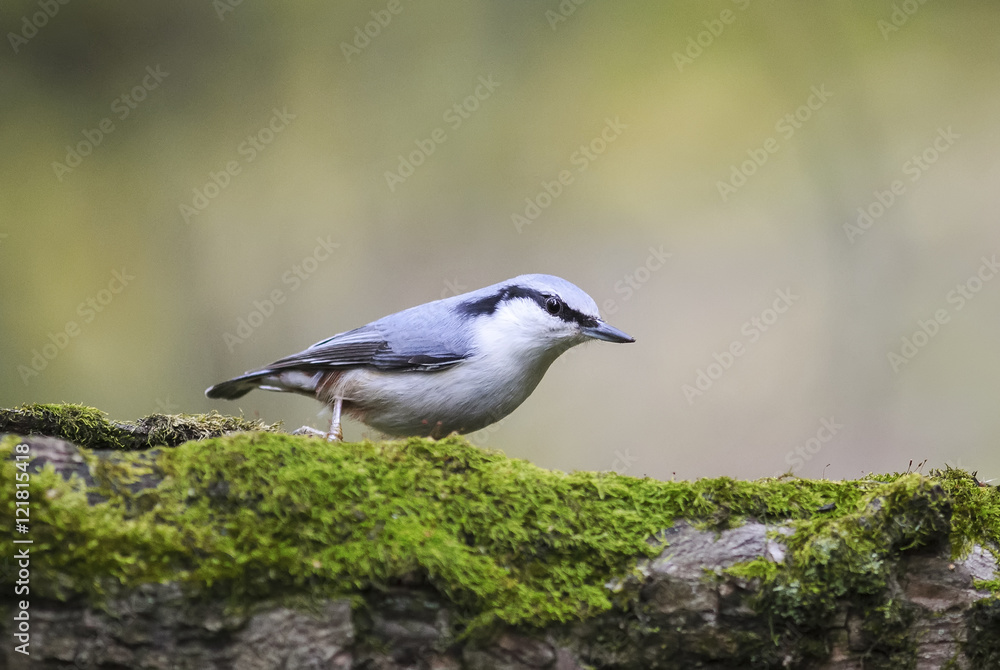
292;425;343;442
293;425;327;438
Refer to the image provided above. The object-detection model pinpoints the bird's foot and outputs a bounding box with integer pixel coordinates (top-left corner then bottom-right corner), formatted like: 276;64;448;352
293;425;344;442
293;425;329;439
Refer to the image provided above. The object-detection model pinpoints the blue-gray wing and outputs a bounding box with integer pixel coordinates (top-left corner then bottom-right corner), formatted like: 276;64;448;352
264;324;467;372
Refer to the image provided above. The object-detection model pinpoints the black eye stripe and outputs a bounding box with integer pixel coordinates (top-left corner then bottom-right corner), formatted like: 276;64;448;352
555;303;598;328
457;285;597;327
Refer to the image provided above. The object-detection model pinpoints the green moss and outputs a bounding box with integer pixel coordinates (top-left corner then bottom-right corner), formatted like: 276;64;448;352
0;403;277;450
761;475;949;622
2;411;999;646
725;556;780;583
0;432;874;630
938;466;1000;561
723;469;1000;667
965;596;1000;667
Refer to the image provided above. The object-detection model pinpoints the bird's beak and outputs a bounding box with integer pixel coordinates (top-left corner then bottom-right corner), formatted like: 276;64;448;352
582;321;635;343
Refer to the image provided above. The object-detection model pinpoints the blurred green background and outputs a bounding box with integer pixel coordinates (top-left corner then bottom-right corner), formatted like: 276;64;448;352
2;1;998;481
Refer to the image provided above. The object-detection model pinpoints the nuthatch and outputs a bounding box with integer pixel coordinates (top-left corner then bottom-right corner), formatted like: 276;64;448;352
206;274;633;440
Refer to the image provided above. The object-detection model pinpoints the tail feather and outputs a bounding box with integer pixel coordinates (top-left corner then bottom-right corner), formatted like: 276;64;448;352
205;372;269;400
205;369;323;400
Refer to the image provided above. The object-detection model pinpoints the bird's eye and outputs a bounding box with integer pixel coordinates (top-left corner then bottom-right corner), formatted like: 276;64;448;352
545;297;562;315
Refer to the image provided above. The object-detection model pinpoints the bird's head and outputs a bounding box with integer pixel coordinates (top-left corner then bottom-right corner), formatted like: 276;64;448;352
458;274;634;358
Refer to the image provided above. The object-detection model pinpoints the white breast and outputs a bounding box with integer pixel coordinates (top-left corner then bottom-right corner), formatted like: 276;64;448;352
331;302;578;437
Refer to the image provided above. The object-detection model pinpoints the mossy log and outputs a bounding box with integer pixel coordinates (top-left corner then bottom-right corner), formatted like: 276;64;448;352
2;404;999;670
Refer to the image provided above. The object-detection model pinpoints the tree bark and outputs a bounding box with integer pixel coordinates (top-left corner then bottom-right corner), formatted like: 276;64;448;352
2;408;999;670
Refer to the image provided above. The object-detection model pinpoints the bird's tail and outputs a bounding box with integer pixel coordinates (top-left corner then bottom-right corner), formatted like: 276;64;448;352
205;371;269;400
205;369;323;400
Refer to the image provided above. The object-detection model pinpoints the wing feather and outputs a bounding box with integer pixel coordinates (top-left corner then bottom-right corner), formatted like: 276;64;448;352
264;325;466;372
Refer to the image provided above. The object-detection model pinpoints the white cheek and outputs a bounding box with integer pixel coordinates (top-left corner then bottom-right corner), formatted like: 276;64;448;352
471;300;584;369
479;302;552;351
474;312;541;359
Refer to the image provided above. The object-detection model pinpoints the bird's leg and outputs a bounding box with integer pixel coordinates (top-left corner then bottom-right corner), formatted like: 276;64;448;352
327;397;344;442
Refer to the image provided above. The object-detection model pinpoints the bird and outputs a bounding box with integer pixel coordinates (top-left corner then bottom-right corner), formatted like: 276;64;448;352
205;274;634;440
